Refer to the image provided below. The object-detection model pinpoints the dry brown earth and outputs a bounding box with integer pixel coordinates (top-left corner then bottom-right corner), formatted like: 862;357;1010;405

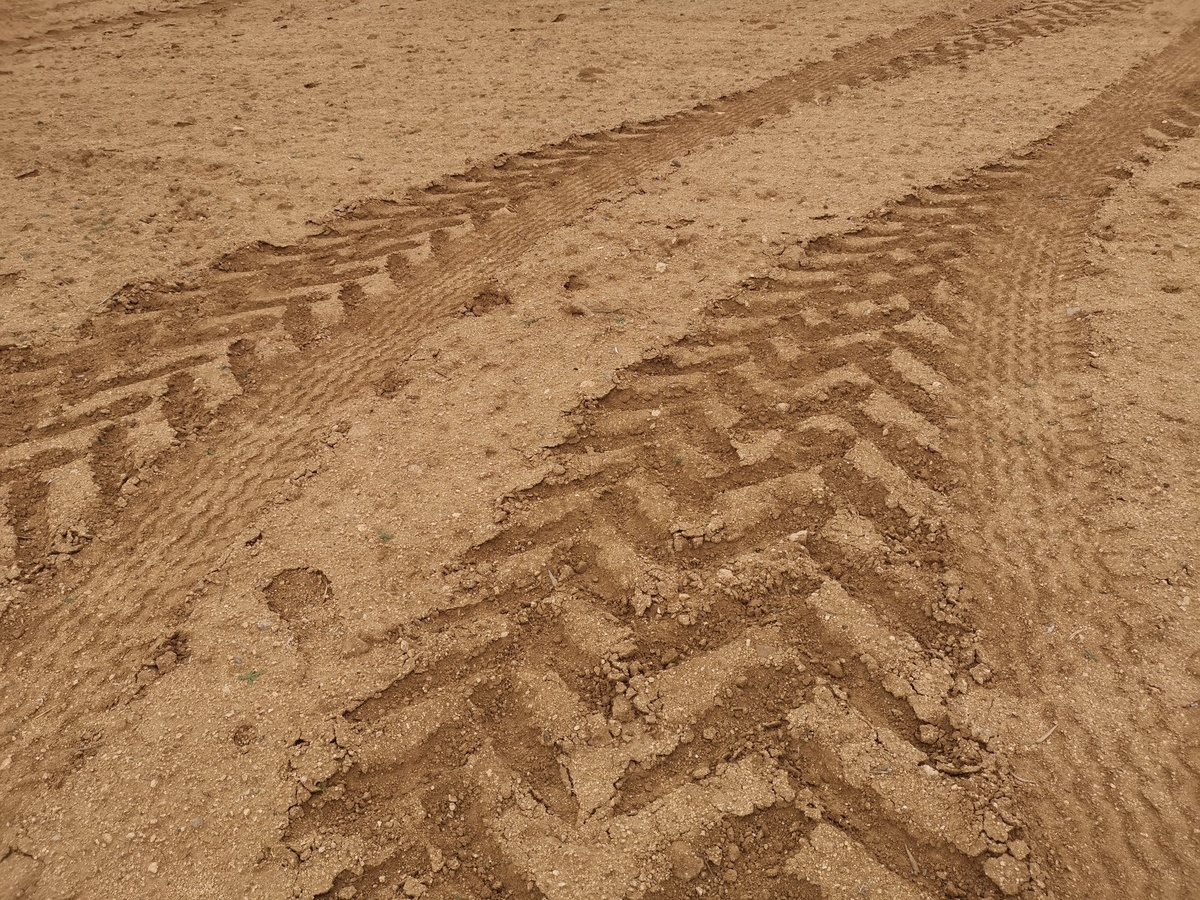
2;2;1200;899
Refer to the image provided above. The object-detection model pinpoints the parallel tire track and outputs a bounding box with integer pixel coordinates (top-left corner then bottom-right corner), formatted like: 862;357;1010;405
276;25;1200;900
0;7;1191;899
0;0;1147;570
0;0;1150;797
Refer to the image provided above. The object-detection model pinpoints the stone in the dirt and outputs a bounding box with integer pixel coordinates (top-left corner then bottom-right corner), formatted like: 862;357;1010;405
402;876;427;897
983;810;1011;842
918;724;943;744
779;245;808;270
983;853;1029;896
666;841;704;881
611;695;635;723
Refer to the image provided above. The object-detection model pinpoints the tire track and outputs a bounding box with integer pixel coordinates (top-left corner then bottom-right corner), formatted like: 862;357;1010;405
280;184;1023;900
0;0;1148;571
277;24;1200;900
0;0;1145;601
0;0;1166;860
0;0;248;52
955;34;1200;641
943;29;1200;899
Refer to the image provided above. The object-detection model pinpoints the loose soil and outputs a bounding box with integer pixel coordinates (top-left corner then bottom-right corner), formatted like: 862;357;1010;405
2;1;1199;899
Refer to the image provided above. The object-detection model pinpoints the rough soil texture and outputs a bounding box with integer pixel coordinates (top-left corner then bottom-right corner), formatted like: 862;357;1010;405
2;1;1200;899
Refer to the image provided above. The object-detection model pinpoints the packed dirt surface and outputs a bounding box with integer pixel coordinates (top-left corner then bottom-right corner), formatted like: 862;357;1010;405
2;1;1200;899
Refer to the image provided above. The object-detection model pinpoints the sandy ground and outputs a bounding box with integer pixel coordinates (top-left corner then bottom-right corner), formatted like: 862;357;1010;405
2;1;1200;899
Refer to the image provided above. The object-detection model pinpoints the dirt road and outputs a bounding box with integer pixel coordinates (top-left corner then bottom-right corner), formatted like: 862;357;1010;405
2;1;1199;898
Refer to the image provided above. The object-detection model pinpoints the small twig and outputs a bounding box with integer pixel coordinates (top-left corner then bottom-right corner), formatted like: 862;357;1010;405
1035;723;1059;743
1011;772;1038;785
546;569;558;588
904;844;920;876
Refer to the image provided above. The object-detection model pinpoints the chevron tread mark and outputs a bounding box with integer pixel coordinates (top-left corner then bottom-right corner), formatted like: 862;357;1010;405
0;0;1156;813
278;26;1200;900
1;4;1192;898
0;0;1147;572
279;162;1014;900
